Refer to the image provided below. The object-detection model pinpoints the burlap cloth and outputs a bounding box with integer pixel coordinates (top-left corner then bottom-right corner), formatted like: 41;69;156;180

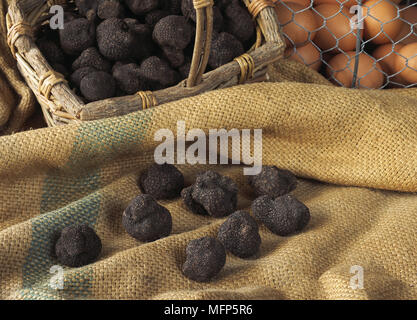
0;0;416;300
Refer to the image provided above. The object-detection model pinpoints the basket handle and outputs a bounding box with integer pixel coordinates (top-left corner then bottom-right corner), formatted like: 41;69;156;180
186;0;214;88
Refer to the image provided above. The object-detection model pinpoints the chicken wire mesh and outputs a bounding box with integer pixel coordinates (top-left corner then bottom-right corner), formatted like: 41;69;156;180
276;0;417;89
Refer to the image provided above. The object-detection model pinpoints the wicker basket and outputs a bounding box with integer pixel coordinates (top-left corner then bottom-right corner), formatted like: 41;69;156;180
6;0;285;126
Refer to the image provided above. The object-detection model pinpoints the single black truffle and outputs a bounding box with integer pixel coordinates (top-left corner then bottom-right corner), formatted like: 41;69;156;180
70;66;97;88
181;170;238;217
122;194;172;242
153;15;193;50
145;10;170;28
252;194;310;236
112;62;148;94
80;71;116;101
59;18;96;55
139;56;180;89
182;236;226;282
72;47;111;72
217;210;261;258
248;166;297;198
37;37;65;64
139;163;184;199
223;1;254;43
125;0;159;15
54;224;102;267
96;18;137;60
97;0;125;19
208;32;244;69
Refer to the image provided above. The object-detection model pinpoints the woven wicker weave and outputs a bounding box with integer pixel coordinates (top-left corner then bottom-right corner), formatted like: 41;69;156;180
6;0;285;126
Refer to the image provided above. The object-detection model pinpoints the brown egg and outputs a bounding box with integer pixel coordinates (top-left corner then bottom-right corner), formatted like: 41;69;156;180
314;4;362;52
285;42;322;70
395;5;417;45
362;0;403;44
274;2;318;46
327;51;384;88
282;0;312;8
373;43;407;85
394;43;417;84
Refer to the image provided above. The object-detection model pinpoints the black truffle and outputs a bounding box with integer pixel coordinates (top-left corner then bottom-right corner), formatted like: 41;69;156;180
80;71;116;101
37;37;65;64
145;10;170;28
139;163;184;199
252;194;310;236
122;194;172;242
153;15;193;50
223;1;254;43
248;166;297;198
125;0;159;15
208;32;244;69
96;18;137;60
54;224;102;267
59;18;96;55
182;236;226;282
181;170;238;218
72;47;111;72
139;56;180;89
217;210;261;258
112;62;148;94
70;66;96;88
52;63;69;78
97;0;125;19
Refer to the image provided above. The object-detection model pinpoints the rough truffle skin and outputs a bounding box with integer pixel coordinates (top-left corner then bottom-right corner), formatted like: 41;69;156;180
223;1;254;43
179;60;191;79
139;56;180;89
54;224;102;267
96;18;136;61
139;163;184;199
248;166;297;198
153;15;193;50
70;66;96;88
208;32;244;69
181;0;196;21
122;194;172;242
112;62;148;94
125;0;159;15
59;18;96;55
252;194;310;236
80;71;116;101
182;236;226;282
72;47;111;72
217;210;261;258
124;19;155;60
182;170;238;217
97;0;125;19
161;0;182;14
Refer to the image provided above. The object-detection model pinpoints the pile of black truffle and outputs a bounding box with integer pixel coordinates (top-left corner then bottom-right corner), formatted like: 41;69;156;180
51;164;310;285
37;0;255;102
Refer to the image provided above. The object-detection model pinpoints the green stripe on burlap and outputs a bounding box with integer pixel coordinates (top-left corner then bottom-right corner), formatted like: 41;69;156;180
20;110;153;299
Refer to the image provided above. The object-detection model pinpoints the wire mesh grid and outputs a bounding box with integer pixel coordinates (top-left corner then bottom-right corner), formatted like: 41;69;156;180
276;0;417;89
